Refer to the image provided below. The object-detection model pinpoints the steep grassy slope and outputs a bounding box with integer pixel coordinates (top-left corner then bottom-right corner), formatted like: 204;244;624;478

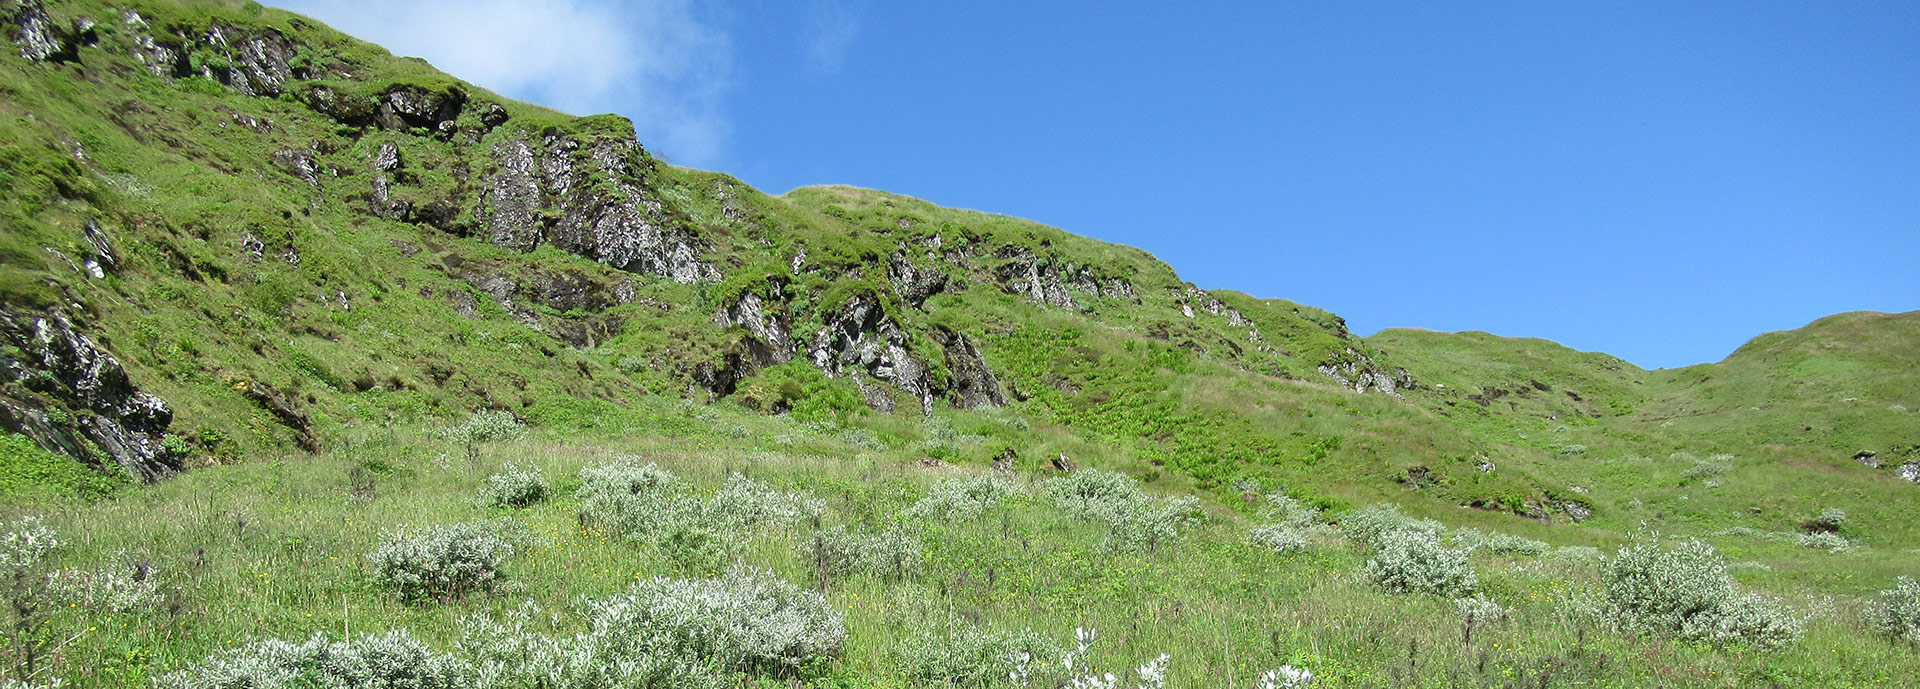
1;0;1917;687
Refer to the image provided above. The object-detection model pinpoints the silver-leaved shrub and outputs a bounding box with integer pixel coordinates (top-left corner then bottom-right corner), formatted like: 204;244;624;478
576;459;699;536
367;520;517;602
595;566;846;674
153;629;473;689
807;525;923;580
1450;528;1549;557
1043;469;1202;554
1866;576;1920;645
905;473;1024;522
1602;536;1802;650
1339;503;1444;549
482;463;550;508
1365;529;1477;596
892;618;1060;687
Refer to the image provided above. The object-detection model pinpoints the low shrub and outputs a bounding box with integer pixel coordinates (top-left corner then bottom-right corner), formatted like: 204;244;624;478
1451;528;1549;557
153;629;473;689
1865;577;1920;645
576;459;698;537
47;562;163;613
1101;495;1202;555
1249;523;1314;554
1339;503;1444;548
808;525;923;580
1793;531;1853;553
482;463;550;508
437;410;524;445
905;473;1023;522
1602;535;1802;650
701;473;825;531
459;602;724;689
1259;493;1324;527
596;566;846;674
1808;507;1848;532
1365;530;1477;596
368;520;518;602
893;619;1059;687
1043;469;1146;520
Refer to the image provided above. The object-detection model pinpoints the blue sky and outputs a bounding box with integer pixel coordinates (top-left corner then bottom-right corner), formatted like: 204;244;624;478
268;1;1919;370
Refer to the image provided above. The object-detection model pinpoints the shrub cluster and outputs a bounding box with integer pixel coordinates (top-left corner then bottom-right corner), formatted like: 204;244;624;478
905;473;1023;522
367;520;518;601
47;563;163;613
1866;576;1920;645
1451;528;1549;557
600;566;847;674
1601;536;1802;650
1043;469;1202;554
1248;492;1327;554
482;464;550;508
807;525;923;580
703;473;827;531
1365;530;1477;597
1338;503;1442;549
153;629;472;689
164;568;843;688
893;619;1059;687
576;459;696;536
437;410;525;445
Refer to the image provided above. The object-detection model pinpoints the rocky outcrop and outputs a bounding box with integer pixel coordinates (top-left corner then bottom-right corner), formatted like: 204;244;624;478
807;294;933;415
887;251;948;307
450;261;634;348
0;310;177;481
931;325;1006;409
714;292;792;368
1318;347;1416;396
482;125;718;284
995;247;1138;309
9;0;75;62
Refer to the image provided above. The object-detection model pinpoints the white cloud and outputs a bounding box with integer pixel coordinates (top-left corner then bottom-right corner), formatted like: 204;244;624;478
267;0;733;166
803;0;860;74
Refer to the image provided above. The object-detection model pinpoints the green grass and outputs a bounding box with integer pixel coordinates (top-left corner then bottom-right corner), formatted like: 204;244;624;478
0;1;1917;685
10;415;1919;688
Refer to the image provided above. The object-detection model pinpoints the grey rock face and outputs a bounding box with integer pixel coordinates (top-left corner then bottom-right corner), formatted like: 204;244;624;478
715;292;792;368
1564;502;1593;522
931;325;1006;409
482;129;718;284
0;310;178;481
994;248;1136;308
1317;347;1416;397
121;11;175;77
375;85;465;132
82;219;118;277
193;23;296;97
887;251;948;307
995;248;1076;309
11;0;65;61
808;294;934;415
272;147;320;186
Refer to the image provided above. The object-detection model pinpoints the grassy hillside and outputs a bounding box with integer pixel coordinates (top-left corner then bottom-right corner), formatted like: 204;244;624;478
0;0;1916;686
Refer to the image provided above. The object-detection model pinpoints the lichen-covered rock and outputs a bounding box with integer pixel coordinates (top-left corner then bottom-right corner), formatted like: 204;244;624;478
715;292;792;367
808;294;933;415
931;325;1005;409
995;247;1076;309
195;22;297;97
272;146;320;186
374;85;465;132
887;251;948;307
0;310;178;481
9;0;66;61
119;10;175;76
1318;347;1416;396
482;125;718;284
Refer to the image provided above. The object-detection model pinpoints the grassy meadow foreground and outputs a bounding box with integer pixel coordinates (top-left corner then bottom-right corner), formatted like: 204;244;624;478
4;400;1918;688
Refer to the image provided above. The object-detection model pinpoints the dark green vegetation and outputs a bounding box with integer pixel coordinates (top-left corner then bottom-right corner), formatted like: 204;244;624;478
0;0;1915;686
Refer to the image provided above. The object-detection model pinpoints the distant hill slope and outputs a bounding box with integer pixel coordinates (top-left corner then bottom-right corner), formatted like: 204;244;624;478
0;0;1914;532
